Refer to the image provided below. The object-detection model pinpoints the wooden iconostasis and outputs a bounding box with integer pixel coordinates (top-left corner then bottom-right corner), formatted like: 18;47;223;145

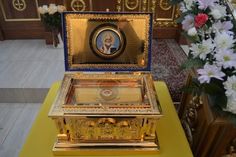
0;0;180;41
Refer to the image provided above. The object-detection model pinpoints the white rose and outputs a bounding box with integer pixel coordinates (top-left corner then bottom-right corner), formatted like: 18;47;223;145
187;27;197;36
57;5;66;13
224;96;236;114
48;3;57;15
38;7;45;14
210;4;227;20
184;0;194;10
210;9;222;19
42;5;48;14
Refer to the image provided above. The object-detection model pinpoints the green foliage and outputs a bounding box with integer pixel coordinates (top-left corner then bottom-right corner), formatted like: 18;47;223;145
41;12;62;29
169;0;183;5
181;58;204;70
176;12;191;23
181;78;202;96
181;32;200;43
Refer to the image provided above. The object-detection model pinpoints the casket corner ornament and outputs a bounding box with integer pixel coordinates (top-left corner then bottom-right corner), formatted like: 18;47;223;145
49;11;162;155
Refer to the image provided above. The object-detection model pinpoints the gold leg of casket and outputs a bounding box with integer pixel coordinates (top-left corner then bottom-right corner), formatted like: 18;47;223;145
52;134;160;156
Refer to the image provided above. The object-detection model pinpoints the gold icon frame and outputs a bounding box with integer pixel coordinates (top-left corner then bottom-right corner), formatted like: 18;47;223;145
90;24;126;59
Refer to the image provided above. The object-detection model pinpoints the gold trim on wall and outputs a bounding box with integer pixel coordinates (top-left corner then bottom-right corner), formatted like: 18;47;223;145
154;5;179;27
125;0;139;10
159;0;171;11
116;0;178;27
71;0;86;11
142;0;148;12
117;0;122;12
0;0;40;22
12;0;26;11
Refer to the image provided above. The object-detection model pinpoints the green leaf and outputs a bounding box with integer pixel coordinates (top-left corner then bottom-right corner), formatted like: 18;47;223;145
175;12;191;23
202;82;224;95
169;0;183;5
180;58;204;70
215;94;227;108
181;32;200;43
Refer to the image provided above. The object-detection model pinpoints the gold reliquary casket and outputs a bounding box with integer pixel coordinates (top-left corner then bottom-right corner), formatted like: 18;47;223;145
48;12;162;154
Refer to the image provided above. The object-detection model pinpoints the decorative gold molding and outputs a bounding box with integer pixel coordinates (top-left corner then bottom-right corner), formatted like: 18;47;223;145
0;0;40;22
181;95;203;146
12;0;26;11
160;0;171;11
154;5;179;27
151;0;157;13
116;0;179;27
142;0;147;12
125;0;139;10
71;0;86;11
116;0;122;12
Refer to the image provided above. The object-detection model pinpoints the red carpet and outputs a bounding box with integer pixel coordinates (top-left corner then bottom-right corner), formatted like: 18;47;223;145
151;39;188;102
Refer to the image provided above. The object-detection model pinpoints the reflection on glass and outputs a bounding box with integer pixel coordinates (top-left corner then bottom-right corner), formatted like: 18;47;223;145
64;78;151;107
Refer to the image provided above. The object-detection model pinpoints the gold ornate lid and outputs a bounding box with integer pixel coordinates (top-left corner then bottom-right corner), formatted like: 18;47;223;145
62;12;153;71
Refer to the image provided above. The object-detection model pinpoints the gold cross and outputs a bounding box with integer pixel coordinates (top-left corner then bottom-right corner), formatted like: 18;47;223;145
73;1;84;10
14;0;24;10
162;0;170;8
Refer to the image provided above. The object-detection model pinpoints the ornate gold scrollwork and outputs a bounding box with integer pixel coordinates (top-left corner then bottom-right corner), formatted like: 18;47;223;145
12;0;26;11
151;0;157;12
71;0;86;11
125;0;139;10
224;138;236;157
160;0;172;11
181;95;203;147
142;0;147;12
117;0;122;12
155;21;178;27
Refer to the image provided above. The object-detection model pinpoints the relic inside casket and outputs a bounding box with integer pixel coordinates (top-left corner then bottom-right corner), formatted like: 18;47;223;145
48;12;162;154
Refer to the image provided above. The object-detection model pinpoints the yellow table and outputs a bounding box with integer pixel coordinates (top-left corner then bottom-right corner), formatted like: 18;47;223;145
19;81;193;157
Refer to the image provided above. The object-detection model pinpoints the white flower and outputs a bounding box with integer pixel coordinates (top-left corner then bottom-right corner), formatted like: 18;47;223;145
184;0;194;10
212;21;233;34
38;7;45;14
210;4;227;20
38;5;48;14
180;2;187;12
57;5;66;13
190;39;215;60
214;31;236;50
197;64;225;83
215;49;236;69
48;3;57;15
224;75;236;99
224;97;236;114
224;76;236;114
198;0;217;10
187;27;197;36
182;15;195;31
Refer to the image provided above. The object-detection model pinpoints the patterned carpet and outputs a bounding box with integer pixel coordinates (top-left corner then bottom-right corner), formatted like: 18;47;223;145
151;39;188;102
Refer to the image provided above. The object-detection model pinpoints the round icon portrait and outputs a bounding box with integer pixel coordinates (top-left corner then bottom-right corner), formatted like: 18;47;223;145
96;30;120;55
90;24;126;59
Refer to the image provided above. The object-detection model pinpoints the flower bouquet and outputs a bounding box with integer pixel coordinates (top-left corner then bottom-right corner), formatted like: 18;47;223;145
170;0;236;121
38;4;66;47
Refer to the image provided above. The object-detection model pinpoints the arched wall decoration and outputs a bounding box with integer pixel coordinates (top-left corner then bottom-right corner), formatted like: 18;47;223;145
12;0;26;11
125;0;139;10
71;0;86;11
160;0;172;11
116;0;178;27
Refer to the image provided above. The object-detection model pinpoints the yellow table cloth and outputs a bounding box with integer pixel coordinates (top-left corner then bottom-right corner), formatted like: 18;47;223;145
19;81;193;157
